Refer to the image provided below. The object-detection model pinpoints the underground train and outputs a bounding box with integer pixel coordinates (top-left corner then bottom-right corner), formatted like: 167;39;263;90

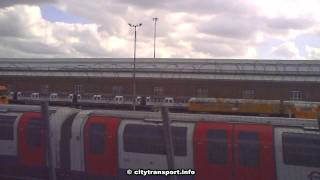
0;104;319;180
8;91;320;120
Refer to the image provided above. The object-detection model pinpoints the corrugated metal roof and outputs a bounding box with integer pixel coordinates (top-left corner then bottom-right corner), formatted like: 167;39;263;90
0;58;320;82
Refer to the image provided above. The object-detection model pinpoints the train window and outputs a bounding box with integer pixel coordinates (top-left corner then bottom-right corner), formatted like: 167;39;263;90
172;126;187;156
88;123;106;155
26;119;43;148
123;124;187;156
238;132;260;168
282;133;320;167
0;115;16;140
207;130;227;164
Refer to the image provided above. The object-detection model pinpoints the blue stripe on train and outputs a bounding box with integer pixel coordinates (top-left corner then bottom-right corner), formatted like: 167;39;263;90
118;169;195;180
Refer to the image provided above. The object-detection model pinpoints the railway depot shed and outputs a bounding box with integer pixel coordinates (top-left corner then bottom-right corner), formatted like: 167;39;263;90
0;58;320;101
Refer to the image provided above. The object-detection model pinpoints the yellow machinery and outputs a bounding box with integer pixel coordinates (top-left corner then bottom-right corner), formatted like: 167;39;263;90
284;101;320;119
188;98;282;116
0;85;9;104
188;97;320;119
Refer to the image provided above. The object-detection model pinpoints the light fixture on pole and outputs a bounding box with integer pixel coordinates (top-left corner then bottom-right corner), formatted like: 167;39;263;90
128;23;142;111
152;17;159;59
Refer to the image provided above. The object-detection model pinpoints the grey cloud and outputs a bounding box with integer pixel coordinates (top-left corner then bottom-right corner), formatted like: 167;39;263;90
273;48;296;58
2;38;64;55
272;43;300;59
191;37;251;57
117;0;252;15
117;0;165;9
198;15;260;40
0;8;34;38
267;17;314;30
0;0;55;8
0;37;67;58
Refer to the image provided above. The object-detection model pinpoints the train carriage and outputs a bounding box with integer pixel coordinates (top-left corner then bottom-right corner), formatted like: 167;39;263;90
0;104;319;180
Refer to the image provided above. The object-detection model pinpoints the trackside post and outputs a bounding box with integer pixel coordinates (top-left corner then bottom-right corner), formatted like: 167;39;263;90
317;113;320;131
161;107;177;180
41;102;56;180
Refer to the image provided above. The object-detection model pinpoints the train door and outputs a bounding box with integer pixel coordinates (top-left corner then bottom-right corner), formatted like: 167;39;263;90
233;124;275;180
84;116;120;178
59;114;76;172
18;112;45;166
194;122;233;180
194;123;275;180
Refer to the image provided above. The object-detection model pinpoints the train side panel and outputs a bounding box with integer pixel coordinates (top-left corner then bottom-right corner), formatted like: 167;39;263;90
233;124;275;180
274;127;320;180
49;108;78;179
118;120;195;180
0;113;22;175
194;122;276;180
83;115;120;178
18;112;47;177
194;122;233;180
70;110;93;178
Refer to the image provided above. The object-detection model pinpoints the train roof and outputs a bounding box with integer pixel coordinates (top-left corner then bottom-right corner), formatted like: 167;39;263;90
0;104;65;113
1;58;320;82
0;104;318;129
90;109;319;128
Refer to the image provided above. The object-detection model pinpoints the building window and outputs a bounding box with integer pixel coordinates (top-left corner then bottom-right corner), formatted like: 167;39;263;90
238;132;260;168
207;130;228;165
74;84;82;94
290;91;303;101
282;133;320;167
242;89;255;99
88;123;106;155
40;84;49;94
112;86;123;95
26;119;43;148
0;115;16;140
154;87;164;96
197;88;208;97
123;124;187;156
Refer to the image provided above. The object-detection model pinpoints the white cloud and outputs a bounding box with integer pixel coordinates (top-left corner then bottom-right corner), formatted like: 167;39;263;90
0;0;319;59
248;0;320;19
306;46;320;60
0;5;132;58
271;42;303;59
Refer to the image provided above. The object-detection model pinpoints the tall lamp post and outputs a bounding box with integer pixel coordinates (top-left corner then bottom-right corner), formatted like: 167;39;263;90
128;23;142;111
152;17;159;59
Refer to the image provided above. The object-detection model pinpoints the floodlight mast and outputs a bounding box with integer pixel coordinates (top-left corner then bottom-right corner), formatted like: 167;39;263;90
128;23;142;111
152;17;159;59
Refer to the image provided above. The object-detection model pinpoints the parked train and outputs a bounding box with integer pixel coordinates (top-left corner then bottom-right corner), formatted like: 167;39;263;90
188;98;320;119
7;91;320;120
0;104;319;180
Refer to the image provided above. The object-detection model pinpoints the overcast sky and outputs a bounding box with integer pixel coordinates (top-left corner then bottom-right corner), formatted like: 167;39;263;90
0;0;319;59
